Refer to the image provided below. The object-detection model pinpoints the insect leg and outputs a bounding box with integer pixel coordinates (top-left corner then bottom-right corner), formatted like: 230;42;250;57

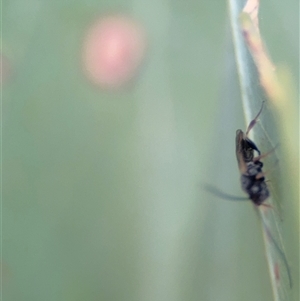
204;184;249;201
255;172;267;180
255;159;279;180
261;203;273;209
253;145;278;162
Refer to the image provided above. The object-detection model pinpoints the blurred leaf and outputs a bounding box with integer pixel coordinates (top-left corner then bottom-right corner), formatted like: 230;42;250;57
228;0;298;300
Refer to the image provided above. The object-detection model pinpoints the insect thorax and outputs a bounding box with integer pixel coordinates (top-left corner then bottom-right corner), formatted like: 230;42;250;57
241;162;269;205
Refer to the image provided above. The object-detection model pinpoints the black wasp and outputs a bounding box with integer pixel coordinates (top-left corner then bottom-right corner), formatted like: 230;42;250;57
235;101;271;206
236;102;293;287
206;101;292;288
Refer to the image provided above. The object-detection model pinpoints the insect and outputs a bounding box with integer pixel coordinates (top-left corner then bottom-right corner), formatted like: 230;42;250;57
235;102;270;206
205;102;292;288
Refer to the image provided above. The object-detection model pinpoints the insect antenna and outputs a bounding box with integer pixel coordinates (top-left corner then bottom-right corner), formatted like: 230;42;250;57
245;101;265;137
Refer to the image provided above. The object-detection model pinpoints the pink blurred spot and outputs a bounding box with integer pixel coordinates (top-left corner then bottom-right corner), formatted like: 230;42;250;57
82;15;147;89
274;262;280;285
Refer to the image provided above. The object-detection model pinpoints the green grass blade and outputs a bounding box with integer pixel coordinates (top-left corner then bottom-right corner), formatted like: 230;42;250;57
227;0;296;300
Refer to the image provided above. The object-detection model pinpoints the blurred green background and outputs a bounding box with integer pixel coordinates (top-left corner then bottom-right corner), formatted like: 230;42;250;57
2;0;299;300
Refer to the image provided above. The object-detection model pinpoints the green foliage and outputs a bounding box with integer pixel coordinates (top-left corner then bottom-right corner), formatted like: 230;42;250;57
2;0;298;300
